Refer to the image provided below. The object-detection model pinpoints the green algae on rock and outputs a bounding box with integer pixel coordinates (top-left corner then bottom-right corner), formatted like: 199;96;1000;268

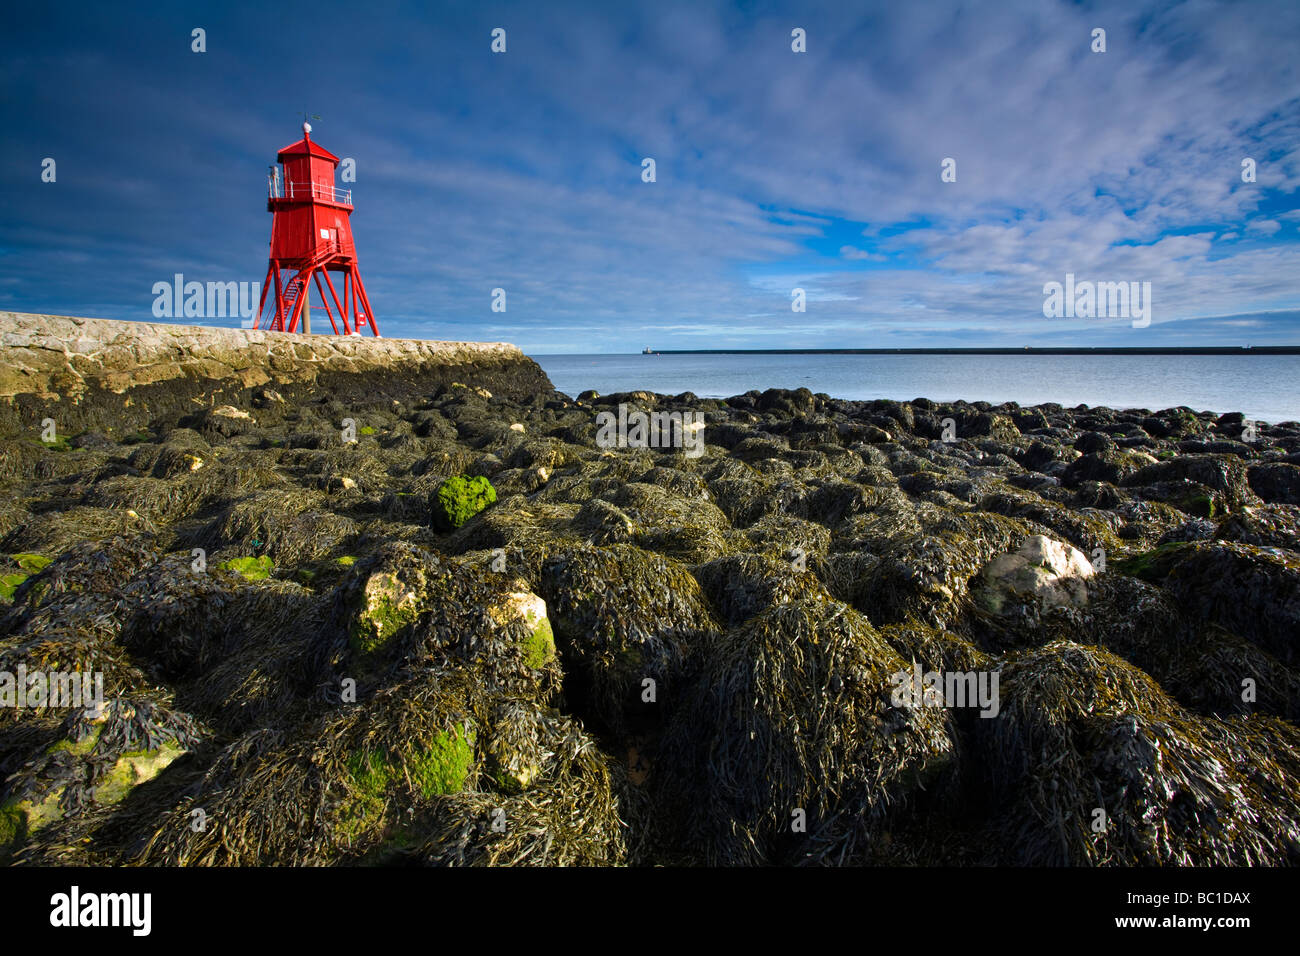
93;741;188;805
432;474;497;531
347;722;475;803
217;554;274;581
349;567;426;655
488;591;556;669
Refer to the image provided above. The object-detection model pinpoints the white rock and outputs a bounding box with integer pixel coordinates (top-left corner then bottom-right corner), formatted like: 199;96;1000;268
489;591;556;668
979;535;1095;612
212;405;252;420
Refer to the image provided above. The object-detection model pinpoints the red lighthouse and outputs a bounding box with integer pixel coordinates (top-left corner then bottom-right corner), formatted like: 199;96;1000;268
255;123;380;336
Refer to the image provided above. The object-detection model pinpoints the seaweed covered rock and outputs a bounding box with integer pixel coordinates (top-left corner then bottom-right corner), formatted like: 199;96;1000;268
1;693;203;863
187;405;255;440
739;512;831;562
328;542;560;699
694;552;831;626
199;488;356;566
2;535;157;615
488;591;556;671
0;537;163;713
115;557;328;735
538;544;719;736
878;618;992;679
1246;462;1300;505
117;553;244;680
395;708;626;866
572;498;636;545
811;550;883;612
1063;449;1156;487
1214;505;1300;548
856;513;1036;628
1167;624;1300;721
342;547;430;656
972;642;1300;865
133;669;482;865
602;481;731;562
1114;540;1300;664
1013;569;1297;719
1125;454;1260;514
443;494;578;561
979;489;1121;555
653;598;956;865
482;698;546;793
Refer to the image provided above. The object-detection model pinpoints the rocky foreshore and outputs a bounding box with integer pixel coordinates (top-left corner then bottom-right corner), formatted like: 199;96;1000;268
2;319;1299;865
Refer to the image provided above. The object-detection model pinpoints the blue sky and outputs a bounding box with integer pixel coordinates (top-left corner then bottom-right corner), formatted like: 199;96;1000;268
2;0;1298;352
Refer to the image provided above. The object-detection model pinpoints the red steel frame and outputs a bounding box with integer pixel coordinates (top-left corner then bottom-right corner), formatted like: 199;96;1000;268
255;256;379;336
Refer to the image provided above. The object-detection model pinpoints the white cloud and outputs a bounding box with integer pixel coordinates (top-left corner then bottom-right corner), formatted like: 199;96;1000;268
839;246;885;261
1246;219;1283;236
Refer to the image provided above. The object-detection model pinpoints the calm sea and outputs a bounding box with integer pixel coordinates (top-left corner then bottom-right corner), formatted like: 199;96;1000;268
532;353;1300;425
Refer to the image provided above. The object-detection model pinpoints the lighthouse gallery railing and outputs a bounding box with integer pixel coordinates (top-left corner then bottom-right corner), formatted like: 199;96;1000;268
267;179;352;204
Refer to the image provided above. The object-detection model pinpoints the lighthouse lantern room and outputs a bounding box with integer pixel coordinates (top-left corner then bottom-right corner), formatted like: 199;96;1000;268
255;123;380;336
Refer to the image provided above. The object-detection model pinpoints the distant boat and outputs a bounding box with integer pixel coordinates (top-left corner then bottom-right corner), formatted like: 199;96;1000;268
642;347;657;354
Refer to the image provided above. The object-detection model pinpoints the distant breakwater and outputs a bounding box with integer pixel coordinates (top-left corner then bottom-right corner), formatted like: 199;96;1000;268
646;346;1300;355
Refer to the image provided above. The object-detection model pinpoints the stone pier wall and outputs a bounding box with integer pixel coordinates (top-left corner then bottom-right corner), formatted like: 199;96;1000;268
0;313;553;438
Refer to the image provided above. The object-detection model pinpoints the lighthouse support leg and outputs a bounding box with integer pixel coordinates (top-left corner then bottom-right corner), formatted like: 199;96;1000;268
350;264;380;336
345;271;355;333
256;262;275;331
362;283;379;336
272;267;286;332
320;269;349;336
301;270;311;335
313;272;340;335
288;268;311;333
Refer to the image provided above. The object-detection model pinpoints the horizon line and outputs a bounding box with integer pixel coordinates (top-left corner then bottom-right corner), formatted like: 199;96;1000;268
616;346;1300;355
